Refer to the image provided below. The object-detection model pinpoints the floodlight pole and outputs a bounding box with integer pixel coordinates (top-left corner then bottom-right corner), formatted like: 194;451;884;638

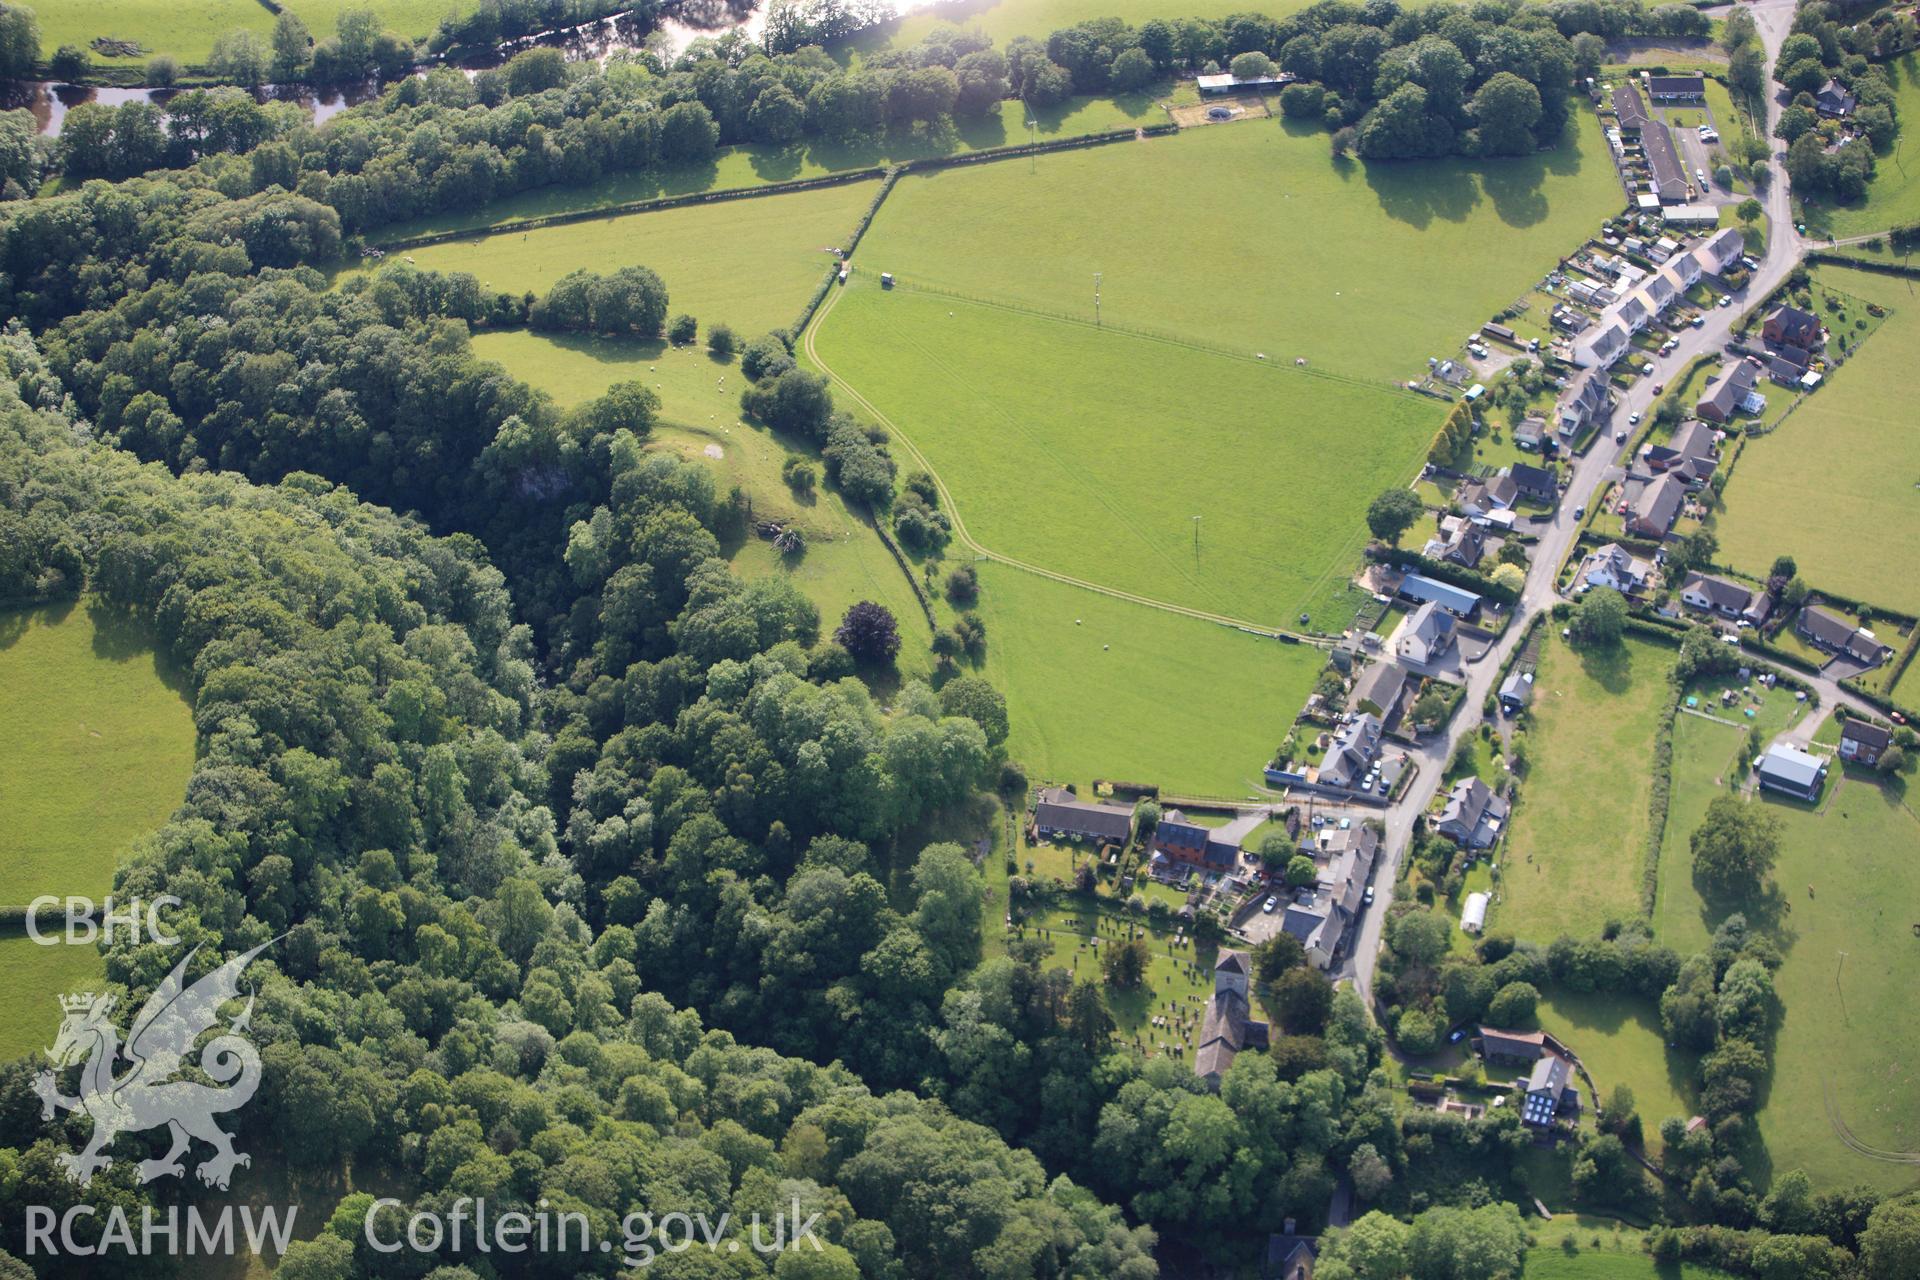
1094;272;1103;326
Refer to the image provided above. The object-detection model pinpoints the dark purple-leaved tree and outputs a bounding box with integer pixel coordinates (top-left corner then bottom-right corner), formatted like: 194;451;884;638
836;600;900;664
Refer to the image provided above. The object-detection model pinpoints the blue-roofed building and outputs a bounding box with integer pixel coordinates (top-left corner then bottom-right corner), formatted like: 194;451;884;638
1397;571;1481;618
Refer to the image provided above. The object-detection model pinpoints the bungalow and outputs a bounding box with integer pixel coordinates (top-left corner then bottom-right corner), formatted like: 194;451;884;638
1397;600;1459;667
1523;1053;1579;1127
1838;718;1893;768
1034;787;1133;843
1815;78;1857;117
1693;227;1745;276
1756;743;1827;801
1763;304;1821;349
1498;669;1534;714
1577;542;1654;596
1398;571;1482;617
1647;73;1705;101
1664;203;1720;228
1194;951;1270;1089
1557;367;1612;437
1319;713;1385;791
1680;571;1761;622
1508;462;1557;503
1643;418;1720;487
1624;471;1688;539
1348;660;1414;729
1797;604;1892;668
1611;83;1650;133
1573;320;1630;369
1435;776;1509;849
1153;808;1239;874
1696;359;1762;423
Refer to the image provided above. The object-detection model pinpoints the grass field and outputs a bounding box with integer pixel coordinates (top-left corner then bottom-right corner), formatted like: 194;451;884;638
378;96;1163;240
973;563;1321;794
1521;1247;1732;1280
813;281;1439;624
1538;988;1697;1150
469;328;745;429
874;0;1319;59
1799;54;1920;239
1497;634;1675;941
377;178;879;336
846;112;1624;383
0;601;195;1062
33;0;276;67
1652;717;1920;1188
1716;266;1920;613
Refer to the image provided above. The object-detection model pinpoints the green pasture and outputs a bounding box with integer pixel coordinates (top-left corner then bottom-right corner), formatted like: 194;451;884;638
377;95;1161;240
468;327;744;429
1537;988;1697;1151
1716;266;1920;612
972;563;1321;795
1497;634;1675;941
875;0;1319;59
813;281;1439;624
376;178;878;336
1799;54;1920;239
282;0;452;42
846;112;1624;383
32;0;275;67
1522;1246;1733;1280
1653;712;1920;1188
0;602;194;1062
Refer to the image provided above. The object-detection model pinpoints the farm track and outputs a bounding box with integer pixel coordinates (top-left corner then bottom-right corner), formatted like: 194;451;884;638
1825;1079;1920;1164
801;280;1336;646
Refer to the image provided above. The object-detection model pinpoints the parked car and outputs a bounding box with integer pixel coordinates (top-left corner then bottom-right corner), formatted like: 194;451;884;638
1573;505;1586;519
1614;428;1627;442
1628;411;1642;425
1691;314;1706;327
1448;1027;1467;1044
1652;382;1665;394
1718;296;1733;308
1363;885;1376;906
1262;896;1278;913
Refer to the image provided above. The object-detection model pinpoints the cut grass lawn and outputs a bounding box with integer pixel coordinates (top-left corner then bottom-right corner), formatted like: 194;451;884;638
0;601;194;1062
378;96;1162;240
874;0;1321;60
973;563;1322;795
1799;53;1920;239
1521;1247;1733;1280
813;280;1440;624
1497;633;1675;941
1717;265;1920;613
372;177;880;336
846;112;1625;383
468;328;744;430
1537;987;1697;1152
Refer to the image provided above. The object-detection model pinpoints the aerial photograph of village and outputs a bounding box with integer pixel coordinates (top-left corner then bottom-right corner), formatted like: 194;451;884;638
0;0;1916;1276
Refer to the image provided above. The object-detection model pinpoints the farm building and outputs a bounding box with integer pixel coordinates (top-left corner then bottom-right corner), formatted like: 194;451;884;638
1460;891;1490;934
1196;71;1294;95
1033;787;1133;842
1838;719;1893;768
1756;744;1827;801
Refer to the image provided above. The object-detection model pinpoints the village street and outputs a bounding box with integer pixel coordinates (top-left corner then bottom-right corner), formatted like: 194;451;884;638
1343;0;1813;1003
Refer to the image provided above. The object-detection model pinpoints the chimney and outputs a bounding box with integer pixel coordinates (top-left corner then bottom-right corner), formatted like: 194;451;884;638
1283;1217;1296;1235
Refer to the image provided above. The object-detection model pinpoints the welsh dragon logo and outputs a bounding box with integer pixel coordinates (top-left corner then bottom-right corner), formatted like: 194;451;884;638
33;941;271;1189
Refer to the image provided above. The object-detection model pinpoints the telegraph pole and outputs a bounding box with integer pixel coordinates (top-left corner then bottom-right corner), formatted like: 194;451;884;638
1094;272;1103;326
1192;514;1201;558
